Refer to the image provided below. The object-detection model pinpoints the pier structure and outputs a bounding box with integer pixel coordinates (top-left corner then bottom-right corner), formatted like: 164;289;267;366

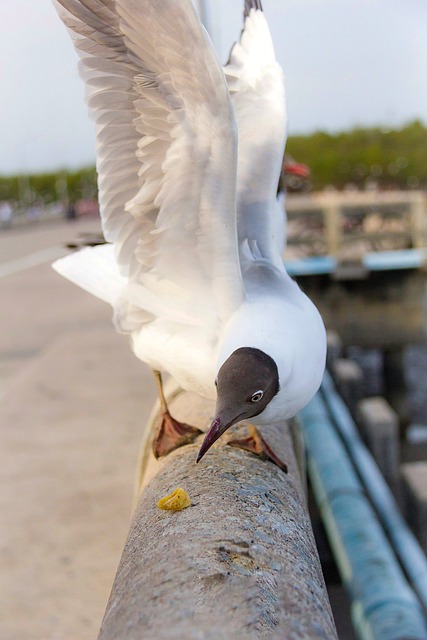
285;190;427;424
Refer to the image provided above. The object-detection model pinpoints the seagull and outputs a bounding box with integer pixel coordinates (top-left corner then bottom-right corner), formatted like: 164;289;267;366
52;0;326;471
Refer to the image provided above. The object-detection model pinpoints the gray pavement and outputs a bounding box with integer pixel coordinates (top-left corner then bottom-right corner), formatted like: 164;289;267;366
0;218;157;640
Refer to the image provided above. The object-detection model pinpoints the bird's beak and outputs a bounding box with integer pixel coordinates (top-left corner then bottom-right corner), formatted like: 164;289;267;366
196;411;242;463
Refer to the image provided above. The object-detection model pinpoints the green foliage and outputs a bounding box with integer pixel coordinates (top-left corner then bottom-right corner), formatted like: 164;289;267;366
286;120;427;190
1;120;425;203
0;166;98;205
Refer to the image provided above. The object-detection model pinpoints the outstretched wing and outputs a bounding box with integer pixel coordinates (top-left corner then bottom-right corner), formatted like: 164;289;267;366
54;0;244;327
225;1;287;269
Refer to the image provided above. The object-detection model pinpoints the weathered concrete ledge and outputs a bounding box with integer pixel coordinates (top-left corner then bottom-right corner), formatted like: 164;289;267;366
98;389;338;639
401;462;427;554
356;396;400;488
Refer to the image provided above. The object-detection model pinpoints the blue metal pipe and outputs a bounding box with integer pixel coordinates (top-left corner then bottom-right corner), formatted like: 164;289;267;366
321;370;427;614
298;392;427;640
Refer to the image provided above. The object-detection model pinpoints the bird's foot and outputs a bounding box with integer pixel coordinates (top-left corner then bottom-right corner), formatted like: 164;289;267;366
228;426;288;473
153;410;203;458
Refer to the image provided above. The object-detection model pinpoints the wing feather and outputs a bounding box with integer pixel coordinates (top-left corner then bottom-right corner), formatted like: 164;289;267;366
53;0;244;328
225;4;287;269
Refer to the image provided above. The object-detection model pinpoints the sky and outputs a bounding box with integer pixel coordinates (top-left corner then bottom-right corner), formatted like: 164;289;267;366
1;0;426;175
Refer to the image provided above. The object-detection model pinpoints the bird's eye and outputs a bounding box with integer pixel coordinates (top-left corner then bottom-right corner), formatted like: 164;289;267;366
251;390;264;403
214;377;218;387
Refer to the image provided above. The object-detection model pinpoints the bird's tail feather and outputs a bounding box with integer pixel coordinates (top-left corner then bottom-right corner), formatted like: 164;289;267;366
52;244;126;306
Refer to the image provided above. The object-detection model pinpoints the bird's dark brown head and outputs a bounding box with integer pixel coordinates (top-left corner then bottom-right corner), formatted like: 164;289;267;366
196;347;279;463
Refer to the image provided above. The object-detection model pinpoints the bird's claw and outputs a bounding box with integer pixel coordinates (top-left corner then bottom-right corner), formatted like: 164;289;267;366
228;427;288;473
153;411;203;458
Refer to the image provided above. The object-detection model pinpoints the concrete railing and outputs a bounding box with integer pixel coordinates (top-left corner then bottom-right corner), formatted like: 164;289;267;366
286;190;427;257
97;387;338;640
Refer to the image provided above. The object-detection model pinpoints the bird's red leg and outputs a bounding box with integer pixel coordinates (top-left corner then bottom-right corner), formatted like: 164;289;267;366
228;424;288;473
152;370;202;458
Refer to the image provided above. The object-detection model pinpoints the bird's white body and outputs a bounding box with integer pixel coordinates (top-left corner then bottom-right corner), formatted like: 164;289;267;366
53;0;326;426
131;266;326;417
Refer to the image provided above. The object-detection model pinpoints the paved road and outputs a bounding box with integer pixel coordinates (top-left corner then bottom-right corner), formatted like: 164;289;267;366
0;217;157;640
0;217;98;396
0;217;134;394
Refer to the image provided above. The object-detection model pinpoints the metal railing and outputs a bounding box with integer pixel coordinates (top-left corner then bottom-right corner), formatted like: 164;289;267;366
297;370;427;640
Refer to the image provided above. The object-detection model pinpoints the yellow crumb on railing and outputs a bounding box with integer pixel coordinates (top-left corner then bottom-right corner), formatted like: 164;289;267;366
157;487;191;511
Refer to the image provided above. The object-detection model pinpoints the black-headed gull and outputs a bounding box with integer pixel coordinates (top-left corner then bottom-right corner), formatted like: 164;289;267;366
53;0;326;470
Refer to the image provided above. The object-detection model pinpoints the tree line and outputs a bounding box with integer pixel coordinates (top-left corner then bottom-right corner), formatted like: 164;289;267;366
0;120;425;206
286;119;427;191
0;166;97;208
